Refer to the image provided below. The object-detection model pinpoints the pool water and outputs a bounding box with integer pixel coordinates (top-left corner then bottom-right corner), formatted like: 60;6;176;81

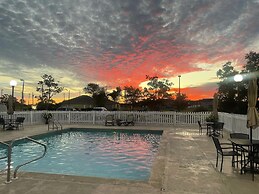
0;129;162;180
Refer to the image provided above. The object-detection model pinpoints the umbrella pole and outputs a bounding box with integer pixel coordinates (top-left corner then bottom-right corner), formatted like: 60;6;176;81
250;127;252;143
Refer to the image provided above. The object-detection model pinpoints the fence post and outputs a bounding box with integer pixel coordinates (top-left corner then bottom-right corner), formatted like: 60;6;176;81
173;111;176;125
30;111;33;124
93;111;95;125
68;111;71;124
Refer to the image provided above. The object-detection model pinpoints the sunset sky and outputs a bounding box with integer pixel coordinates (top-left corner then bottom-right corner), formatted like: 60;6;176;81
0;0;258;103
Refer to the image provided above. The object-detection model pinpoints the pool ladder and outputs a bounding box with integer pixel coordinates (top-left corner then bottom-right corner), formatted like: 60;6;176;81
0;137;47;184
48;119;63;131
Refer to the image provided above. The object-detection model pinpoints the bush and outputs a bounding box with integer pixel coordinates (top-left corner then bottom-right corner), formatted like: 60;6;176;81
42;113;52;124
206;114;218;122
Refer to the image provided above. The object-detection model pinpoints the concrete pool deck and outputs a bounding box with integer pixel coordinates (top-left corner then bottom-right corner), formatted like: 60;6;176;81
1;124;259;194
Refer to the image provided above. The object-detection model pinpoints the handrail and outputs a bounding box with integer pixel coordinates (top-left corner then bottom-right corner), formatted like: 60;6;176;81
0;141;12;183
13;137;47;179
55;120;63;130
48;119;63;131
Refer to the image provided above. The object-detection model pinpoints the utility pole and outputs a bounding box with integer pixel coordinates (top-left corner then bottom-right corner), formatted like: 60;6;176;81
178;75;181;95
20;79;25;104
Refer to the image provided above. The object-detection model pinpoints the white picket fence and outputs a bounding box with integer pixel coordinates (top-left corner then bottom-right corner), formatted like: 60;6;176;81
1;110;257;139
218;112;259;140
0;111;210;125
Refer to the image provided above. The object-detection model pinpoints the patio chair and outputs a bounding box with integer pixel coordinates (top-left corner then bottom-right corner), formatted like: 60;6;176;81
116;114;135;126
0;117;6;130
211;135;241;172
252;145;259;180
13;117;25;130
105;114;115;126
213;122;224;138
230;133;249;172
197;121;209;134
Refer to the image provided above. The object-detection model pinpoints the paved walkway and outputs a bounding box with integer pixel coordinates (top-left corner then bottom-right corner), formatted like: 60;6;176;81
0;124;259;194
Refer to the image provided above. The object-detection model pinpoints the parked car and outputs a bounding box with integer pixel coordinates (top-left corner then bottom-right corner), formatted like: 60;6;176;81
56;107;76;111
92;107;108;111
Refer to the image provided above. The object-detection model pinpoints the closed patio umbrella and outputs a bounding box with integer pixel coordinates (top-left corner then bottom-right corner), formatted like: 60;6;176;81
213;93;219;119
246;77;259;142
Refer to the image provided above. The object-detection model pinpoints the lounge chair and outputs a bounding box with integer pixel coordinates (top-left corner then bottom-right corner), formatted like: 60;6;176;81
116;114;134;126
13;117;25;130
105;114;115;126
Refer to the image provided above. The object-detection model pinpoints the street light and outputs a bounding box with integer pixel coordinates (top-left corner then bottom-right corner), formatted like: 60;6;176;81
178;75;181;95
20;79;25;104
10;80;17;97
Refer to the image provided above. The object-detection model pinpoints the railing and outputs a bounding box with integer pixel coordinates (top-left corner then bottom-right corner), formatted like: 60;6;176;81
0;111;211;125
1;111;257;137
48;119;63;131
0;137;47;183
13;137;47;179
0;141;11;183
218;112;259;140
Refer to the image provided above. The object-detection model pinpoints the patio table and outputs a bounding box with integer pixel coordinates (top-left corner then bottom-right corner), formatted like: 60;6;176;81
229;138;259;181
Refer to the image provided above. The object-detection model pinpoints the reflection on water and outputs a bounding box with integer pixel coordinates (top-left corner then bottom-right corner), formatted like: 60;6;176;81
0;129;162;180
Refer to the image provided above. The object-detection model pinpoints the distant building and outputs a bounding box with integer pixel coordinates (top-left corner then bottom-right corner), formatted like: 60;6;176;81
188;98;213;110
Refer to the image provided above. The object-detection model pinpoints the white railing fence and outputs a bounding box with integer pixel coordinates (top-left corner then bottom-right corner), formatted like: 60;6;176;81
0;111;210;126
218;112;259;140
1;111;257;139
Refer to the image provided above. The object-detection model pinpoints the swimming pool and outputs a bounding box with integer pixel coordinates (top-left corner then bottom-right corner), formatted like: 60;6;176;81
0;129;162;180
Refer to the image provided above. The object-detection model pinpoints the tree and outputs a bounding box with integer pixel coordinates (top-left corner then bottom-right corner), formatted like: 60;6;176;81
244;51;259;72
83;83;103;97
145;75;173;100
174;93;188;111
0;94;9;104
83;83;108;107
216;51;259;114
216;62;243;113
244;51;259;97
108;87;122;102
36;74;63;109
124;86;142;104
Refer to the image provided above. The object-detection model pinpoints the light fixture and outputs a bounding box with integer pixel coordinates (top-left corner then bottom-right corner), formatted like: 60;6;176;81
10;80;17;87
10;80;17;98
234;74;243;82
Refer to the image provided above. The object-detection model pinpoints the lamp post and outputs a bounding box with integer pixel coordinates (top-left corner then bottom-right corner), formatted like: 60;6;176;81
9;80;17;118
234;74;243;97
10;80;17;98
178;75;181;95
20;79;24;104
234;74;243;113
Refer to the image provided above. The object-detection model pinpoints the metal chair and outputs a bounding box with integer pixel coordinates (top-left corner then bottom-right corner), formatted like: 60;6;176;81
197;121;207;134
230;133;249;172
105;114;115;126
211;135;241;172
213;122;224;138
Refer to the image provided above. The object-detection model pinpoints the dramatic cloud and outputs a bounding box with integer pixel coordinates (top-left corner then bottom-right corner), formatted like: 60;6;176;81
0;0;258;100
